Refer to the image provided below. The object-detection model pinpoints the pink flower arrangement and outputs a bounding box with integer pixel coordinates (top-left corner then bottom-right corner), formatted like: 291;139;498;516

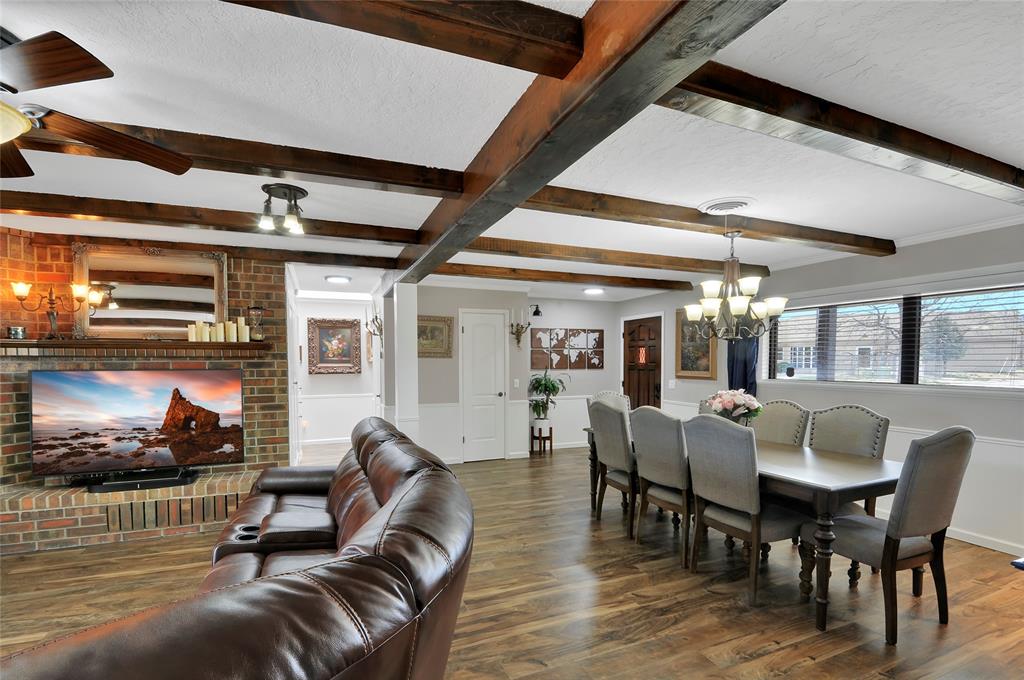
705;389;763;423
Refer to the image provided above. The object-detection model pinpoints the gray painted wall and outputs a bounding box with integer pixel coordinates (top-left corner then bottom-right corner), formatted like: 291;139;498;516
525;297;621;398
416;285;529;404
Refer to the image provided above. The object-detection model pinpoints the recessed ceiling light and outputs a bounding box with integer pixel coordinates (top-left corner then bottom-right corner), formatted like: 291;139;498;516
698;197;755;215
583;288;605;296
324;275;351;285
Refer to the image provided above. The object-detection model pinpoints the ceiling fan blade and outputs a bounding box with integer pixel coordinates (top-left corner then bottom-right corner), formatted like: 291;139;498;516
0;141;34;177
41;110;193;175
0;31;113;93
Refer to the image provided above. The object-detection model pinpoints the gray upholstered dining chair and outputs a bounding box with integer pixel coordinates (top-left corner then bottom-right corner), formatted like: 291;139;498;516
588;400;638;539
590;390;631;411
630;407;690;565
809;404;892;573
798;427;974;645
750;400;810;446
686;415;808;604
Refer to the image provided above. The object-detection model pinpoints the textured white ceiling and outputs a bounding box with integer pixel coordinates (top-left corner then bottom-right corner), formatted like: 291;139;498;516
2;0;1022;295
715;0;1024;166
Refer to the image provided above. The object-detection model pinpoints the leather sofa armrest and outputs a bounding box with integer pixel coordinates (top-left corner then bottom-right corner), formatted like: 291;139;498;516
258;511;336;544
251;465;336;494
0;555;420;680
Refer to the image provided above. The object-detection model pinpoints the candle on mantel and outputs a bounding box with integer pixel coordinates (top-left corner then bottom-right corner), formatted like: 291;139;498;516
187;324;197;342
239;324;250;343
225;320;237;343
199;323;210;342
214;322;225;342
236;316;246;329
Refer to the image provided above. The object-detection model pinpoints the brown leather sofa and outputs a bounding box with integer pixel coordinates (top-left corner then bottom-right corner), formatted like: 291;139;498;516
2;417;474;680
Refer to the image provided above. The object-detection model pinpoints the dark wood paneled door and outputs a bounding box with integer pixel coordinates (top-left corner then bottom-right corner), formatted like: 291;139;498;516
623;316;661;408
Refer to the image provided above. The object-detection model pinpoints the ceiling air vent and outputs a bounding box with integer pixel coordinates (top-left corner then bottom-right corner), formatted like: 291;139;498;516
698;197;754;215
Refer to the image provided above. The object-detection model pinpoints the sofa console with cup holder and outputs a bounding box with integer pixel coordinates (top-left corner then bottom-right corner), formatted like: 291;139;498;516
1;417;475;680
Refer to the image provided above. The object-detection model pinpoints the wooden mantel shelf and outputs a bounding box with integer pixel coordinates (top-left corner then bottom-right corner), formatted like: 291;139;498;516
1;338;272;358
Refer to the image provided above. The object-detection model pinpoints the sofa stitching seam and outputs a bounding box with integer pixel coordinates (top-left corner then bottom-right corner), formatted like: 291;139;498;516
405;618;420;680
300;572;372;655
387;526;453;579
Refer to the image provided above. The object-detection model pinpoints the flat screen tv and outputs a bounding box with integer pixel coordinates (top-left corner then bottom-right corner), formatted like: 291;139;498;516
31;369;244;477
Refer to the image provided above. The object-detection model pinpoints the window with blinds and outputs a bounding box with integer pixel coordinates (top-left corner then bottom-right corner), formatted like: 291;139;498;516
767;286;1022;389
918;287;1023;388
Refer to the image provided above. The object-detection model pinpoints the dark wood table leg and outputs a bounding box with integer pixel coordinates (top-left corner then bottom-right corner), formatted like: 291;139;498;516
813;509;836;631
587;431;597;512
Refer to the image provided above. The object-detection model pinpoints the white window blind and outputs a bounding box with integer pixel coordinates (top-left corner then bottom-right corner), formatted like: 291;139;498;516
773;308;817;379
918;287;1024;388
833;301;901;383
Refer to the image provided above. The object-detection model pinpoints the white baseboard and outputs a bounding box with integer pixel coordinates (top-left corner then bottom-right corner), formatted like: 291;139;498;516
873;509;1021;556
507;451;530;459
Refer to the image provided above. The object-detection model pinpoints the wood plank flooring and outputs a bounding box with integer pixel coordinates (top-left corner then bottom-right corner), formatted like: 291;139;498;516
2;448;1022;678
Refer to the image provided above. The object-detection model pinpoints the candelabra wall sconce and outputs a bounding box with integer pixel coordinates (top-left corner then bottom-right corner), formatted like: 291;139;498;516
10;281;96;339
510;306;537;348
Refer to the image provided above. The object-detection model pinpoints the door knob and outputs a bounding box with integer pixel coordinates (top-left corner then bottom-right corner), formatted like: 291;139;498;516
497;391;504;397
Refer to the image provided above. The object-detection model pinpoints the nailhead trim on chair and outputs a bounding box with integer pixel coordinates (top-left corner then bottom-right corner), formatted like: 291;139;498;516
809;404;888;457
761;400;810;445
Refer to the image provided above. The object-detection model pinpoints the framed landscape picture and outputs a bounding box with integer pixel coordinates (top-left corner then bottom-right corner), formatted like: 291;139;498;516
675;309;717;380
417;315;453;358
308;318;361;374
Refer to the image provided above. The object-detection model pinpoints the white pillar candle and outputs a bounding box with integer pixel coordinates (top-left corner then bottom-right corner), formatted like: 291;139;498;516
214;322;225;342
199;323;210;342
187;324;197;342
236;316;246;328
225;320;237;342
239;324;250;343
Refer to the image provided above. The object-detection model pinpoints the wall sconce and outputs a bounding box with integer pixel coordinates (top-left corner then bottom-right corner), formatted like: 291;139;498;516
510;307;532;349
10;281;90;339
365;304;383;362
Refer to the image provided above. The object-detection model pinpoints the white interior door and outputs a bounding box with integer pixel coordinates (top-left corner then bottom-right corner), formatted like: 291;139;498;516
461;310;507;462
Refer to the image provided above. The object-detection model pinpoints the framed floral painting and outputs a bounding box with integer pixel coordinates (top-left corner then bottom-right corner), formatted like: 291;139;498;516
308;318;361;374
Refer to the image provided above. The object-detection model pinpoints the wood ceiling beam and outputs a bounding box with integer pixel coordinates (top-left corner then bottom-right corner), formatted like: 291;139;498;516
662;61;1024;205
89;270;215;289
28;233;399;270
433;263;691;291
465;236;770;277
523;186;896;256
0;191;419;245
15;125;463;198
396;0;786;285
224;0;583;78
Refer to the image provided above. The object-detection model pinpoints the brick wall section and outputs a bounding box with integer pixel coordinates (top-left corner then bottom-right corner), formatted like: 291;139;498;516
0;228;74;338
0;229;290;552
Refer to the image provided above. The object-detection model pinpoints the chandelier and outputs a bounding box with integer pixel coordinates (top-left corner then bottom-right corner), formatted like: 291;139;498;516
681;223;787;340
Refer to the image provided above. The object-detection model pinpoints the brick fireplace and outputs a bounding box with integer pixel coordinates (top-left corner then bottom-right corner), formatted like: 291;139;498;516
0;228;290;553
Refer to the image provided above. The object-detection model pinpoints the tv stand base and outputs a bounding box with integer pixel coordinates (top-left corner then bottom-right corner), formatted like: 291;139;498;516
78;469;200;493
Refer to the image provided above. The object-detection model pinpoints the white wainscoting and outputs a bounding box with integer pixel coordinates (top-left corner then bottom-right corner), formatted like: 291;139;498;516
507;399;530;458
299;393;376;446
418;403;462;465
874;427;1023;555
548;395;592;449
660;400;1022;555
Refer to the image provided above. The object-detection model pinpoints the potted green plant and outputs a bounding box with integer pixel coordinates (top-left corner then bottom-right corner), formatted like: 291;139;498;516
528;369;568;427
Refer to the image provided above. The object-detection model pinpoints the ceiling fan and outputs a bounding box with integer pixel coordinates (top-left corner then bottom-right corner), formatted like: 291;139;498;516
0;30;192;178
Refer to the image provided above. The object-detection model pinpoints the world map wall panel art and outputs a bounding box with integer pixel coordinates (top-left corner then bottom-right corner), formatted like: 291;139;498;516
530;328;604;370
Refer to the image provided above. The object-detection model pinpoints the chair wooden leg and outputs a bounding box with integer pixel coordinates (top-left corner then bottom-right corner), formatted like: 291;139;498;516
595;465;607;521
931;529;949;624
690;498;704;574
848;560;861;589
672;511;681;528
748;517;761;605
724;535;735;553
681;497;691;569
882;537;900;646
760;542;771;563
798;540;815;602
912;567;924;597
635;480;649;544
866;497;880;574
621;491;628;511
792;536;799;546
742;540;752;564
626;473;638;540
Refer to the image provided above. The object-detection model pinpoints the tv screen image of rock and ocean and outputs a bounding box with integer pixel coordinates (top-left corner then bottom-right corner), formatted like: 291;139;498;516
31;369;244;476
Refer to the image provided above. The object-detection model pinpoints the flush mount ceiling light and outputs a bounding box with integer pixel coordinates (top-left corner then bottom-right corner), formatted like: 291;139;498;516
324;275;351;285
583;287;605;296
258;183;308;234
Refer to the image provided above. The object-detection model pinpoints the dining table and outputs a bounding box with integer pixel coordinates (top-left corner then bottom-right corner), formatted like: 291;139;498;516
582;426;904;631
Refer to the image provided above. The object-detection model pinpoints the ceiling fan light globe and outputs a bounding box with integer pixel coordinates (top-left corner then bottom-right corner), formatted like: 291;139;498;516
283;213;302;234
0;101;32;143
684;304;703;322
750;301;768;320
